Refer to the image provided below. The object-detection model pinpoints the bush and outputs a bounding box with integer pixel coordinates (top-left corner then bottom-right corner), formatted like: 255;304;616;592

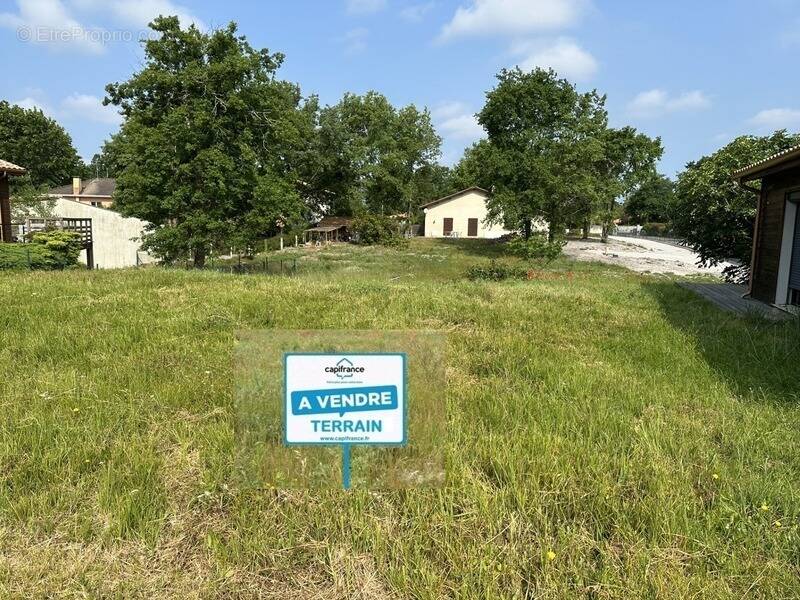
466;260;528;281
506;234;564;264
0;230;82;270
352;214;404;246
0;244;53;270
641;222;671;236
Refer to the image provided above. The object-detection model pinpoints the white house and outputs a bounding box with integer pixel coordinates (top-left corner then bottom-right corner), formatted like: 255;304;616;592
52;198;156;269
421;187;510;239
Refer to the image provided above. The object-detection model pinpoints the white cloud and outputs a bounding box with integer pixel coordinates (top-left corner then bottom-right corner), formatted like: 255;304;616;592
749;108;800;130
12;92;122;125
433;102;485;141
628;89;711;118
512;37;597;80
12;96;56;117
0;0;105;53
439;0;587;41
61;93;122;124
0;0;205;55
340;28;369;55
400;2;435;22
346;0;387;15
71;0;206;30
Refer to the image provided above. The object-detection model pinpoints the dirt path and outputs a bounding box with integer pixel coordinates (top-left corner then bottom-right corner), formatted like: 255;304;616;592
564;236;730;276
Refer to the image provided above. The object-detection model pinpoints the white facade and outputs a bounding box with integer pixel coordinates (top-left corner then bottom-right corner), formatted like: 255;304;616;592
53;198;156;269
422;188;510;239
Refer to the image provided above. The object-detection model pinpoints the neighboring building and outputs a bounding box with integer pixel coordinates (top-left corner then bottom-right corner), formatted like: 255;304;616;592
733;145;800;309
51;198;155;269
421;187;511;239
49;177;116;208
303;216;353;244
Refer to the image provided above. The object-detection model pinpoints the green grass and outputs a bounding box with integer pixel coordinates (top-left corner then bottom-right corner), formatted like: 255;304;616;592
1;238;799;598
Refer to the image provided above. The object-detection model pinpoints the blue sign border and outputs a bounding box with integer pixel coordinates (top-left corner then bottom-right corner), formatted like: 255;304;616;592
283;352;408;447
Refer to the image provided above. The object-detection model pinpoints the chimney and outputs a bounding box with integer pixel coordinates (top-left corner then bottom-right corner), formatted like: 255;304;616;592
72;177;81;196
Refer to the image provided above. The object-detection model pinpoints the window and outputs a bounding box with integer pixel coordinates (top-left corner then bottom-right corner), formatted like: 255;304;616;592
467;218;478;237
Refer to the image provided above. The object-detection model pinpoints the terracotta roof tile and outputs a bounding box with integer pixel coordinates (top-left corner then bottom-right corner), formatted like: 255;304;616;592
0;159;26;174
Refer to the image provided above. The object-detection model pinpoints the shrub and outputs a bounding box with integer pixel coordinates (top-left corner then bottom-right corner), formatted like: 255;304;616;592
0;230;82;270
641;222;671;237
466;260;528;281
506;234;564;264
352;214;404;246
0;244;53;270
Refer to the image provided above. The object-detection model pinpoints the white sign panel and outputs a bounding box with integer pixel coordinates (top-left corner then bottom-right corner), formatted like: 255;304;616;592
284;353;406;446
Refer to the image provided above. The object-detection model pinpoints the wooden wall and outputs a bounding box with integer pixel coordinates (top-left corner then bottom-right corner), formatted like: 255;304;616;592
750;169;800;303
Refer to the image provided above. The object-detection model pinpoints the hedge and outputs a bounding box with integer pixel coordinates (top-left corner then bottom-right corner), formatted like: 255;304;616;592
0;230;83;270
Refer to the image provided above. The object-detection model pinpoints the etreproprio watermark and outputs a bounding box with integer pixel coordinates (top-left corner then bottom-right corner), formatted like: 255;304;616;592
16;26;156;46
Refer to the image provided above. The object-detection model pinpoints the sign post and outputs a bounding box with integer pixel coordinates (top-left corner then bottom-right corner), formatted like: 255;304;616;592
284;353;407;489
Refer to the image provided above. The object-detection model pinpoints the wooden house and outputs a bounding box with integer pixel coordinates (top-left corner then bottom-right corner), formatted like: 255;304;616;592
734;145;800;309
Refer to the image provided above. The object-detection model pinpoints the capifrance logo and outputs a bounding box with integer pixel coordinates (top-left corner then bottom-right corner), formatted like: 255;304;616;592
324;357;365;379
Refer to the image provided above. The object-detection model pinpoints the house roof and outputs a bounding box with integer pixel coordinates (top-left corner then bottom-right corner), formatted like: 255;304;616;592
732;145;800;182
305;226;343;233
0;159;26;175
318;216;353;228
419;186;489;209
49;178;116;197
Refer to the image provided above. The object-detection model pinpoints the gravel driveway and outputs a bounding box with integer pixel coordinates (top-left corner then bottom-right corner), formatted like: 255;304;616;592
563;236;730;276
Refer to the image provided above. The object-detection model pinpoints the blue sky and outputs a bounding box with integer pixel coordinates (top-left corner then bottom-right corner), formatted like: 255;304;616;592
1;0;799;178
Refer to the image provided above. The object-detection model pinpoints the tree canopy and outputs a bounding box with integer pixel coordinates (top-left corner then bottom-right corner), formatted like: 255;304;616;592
673;130;800;282
459;68;661;240
310;92;442;217
622;174;675;224
0;101;83;189
105;17;316;265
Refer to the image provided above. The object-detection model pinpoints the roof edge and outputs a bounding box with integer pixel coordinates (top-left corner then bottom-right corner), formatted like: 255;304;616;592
0;159;26;175
732;144;800;181
419;186;489;209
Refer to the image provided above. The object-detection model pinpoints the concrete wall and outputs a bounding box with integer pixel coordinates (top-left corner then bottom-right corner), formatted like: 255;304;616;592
53;198;156;269
424;190;510;239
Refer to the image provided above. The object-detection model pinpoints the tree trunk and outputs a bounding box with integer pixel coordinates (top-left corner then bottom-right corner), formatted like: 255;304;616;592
522;219;532;240
193;247;207;269
582;218;590;239
547;223;558;243
601;199;614;243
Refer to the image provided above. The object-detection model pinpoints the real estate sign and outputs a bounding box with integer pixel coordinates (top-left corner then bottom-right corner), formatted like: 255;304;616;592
284;354;407;470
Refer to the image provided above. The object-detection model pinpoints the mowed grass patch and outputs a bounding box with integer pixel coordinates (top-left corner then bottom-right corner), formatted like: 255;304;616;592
0;239;798;598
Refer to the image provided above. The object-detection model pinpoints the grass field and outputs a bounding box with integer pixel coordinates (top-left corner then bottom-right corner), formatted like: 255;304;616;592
1;239;799;598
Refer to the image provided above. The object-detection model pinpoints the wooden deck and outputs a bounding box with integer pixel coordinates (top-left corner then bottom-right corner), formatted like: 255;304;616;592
678;282;793;320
